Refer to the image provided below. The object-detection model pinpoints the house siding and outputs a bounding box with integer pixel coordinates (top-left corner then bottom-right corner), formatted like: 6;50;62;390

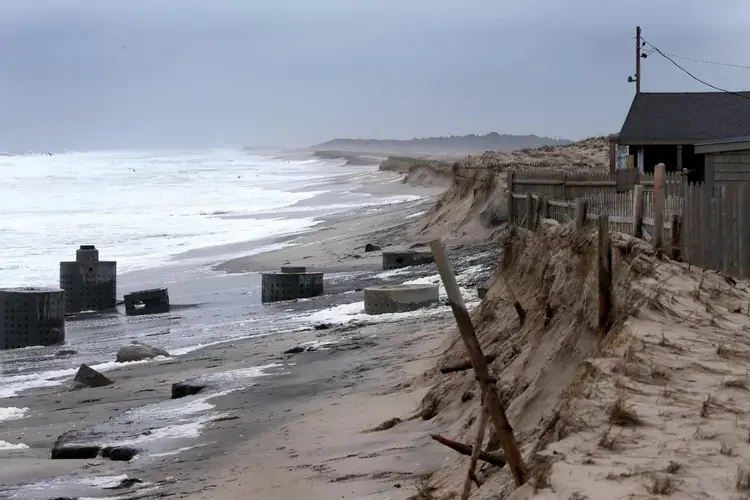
711;150;750;193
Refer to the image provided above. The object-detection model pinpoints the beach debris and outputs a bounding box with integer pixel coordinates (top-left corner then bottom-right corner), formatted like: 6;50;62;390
103;477;144;490
0;287;66;350
363;284;439;315
71;364;113;390
124;288;170;316
439;353;499;374
430;434;506;468
116;342;170;363
171;379;208;399
60;245;117;314
50;431;100;459
314;323;332;330
430;239;526;486
55;349;78;358
382;249;434;270
102;446;139;461
364;243;381;252
366;417;402;432
284;346;306;354
261;269;324;303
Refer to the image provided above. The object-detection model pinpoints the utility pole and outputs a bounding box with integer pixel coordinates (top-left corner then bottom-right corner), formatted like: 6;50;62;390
635;26;641;94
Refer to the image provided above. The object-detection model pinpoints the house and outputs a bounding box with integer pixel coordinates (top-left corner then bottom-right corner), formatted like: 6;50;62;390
695;136;750;195
616;91;750;183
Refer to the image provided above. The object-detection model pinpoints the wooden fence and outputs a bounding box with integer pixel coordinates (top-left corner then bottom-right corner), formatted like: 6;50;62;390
509;164;750;279
508;168;684;201
682;182;750;278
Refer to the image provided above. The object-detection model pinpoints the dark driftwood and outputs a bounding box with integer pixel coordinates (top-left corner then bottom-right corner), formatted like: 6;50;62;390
429;240;526;486
430;434;507;468
440;353;499;374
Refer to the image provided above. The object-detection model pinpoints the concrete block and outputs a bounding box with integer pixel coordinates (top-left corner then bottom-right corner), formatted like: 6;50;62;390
124;288;170;316
261;272;324;303
59;245;117;314
0;287;65;350
382;250;435;270
280;266;306;273
364;284;439;315
478;284;489;300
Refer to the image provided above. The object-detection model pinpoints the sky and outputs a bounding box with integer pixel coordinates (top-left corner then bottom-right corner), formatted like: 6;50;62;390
1;0;749;152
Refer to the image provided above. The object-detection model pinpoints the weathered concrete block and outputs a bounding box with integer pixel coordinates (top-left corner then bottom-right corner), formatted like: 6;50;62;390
123;288;170;316
382;250;435;270
280;266;306;273
364;284;439;315
261;272;324;303
59;245;117;314
0;287;65;350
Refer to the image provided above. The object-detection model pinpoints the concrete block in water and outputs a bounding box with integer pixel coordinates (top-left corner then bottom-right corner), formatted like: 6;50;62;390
261;272;324;303
124;288;170;316
59;245;117;314
364;284;439;315
382;250;435;270
280;266;306;273
0;287;65;350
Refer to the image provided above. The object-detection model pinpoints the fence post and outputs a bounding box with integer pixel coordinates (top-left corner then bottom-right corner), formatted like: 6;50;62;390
561;173;568;200
670;214;681;261
653;163;666;254
539;194;548;221
506;169;515;224
598;215;613;335
525;192;534;229
574;198;587;233
633;184;644;238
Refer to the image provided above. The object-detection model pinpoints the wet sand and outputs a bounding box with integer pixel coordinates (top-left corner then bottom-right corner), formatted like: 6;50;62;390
0;173;493;499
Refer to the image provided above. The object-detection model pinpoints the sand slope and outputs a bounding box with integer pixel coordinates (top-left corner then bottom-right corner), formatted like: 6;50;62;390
403;218;750;499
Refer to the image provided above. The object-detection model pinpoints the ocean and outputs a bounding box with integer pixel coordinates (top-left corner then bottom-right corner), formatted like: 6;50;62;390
0;149;426;401
0;149;418;287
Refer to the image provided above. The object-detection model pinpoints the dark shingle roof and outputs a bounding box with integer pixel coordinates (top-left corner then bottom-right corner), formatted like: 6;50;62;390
618;92;750;143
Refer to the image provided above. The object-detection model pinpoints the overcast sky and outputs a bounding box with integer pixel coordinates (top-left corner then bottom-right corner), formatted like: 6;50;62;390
1;0;749;151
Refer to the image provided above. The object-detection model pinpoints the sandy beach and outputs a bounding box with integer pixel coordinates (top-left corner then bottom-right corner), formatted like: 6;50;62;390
5;140;747;500
0;160;491;500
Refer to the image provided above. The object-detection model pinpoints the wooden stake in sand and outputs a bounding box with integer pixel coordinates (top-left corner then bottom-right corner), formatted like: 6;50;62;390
429;239;526;486
462;401;490;499
598;215;613;335
502;273;526;326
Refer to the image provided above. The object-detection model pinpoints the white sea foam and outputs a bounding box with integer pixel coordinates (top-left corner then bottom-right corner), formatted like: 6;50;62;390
0;149;416;287
0;406;28;422
0;440;29;450
0;356;172;399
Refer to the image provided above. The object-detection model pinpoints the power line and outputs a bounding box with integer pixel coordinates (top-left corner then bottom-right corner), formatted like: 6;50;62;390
661;52;750;70
640;36;750;100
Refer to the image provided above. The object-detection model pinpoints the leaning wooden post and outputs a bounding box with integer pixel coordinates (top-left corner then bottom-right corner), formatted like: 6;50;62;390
670;213;681;261
598;215;613;335
429;240;526;486
574;198;587;234
506;169;515;224
525;192;534;230
653;163;666;254
632;184;644;238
